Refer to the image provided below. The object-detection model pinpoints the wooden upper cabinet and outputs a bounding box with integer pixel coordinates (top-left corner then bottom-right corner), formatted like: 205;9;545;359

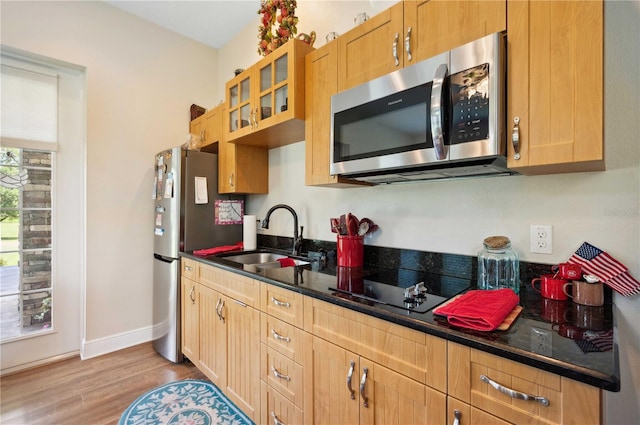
218;105;268;194
409;0;506;59
338;2;404;92
188;106;223;149
506;0;604;174
337;1;506;92
305;42;365;187
224;38;314;149
202;105;222;146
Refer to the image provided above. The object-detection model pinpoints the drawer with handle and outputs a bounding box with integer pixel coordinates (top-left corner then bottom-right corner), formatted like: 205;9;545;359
447;342;601;424
261;380;303;425
181;257;197;280
261;344;304;408
261;312;306;365
261;283;303;326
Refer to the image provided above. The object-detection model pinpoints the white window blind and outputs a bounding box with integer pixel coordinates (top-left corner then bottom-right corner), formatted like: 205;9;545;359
1;63;58;151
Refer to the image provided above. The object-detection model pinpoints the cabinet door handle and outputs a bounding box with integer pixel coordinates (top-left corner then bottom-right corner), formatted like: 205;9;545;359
215;298;221;320
271;329;291;342
271;296;290;308
271;366;291;381
189;286;196;304
480;375;549;406
216;298;225;323
359;367;369;408
512;117;521;160
347;360;356;400
452;409;461;425
229;173;234;189
271;412;285;425
392;33;400;66
405;27;413;62
249;109;255;129
253;107;259;129
430;63;449;160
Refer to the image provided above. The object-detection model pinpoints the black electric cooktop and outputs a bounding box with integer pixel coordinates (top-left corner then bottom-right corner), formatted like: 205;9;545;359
329;268;472;313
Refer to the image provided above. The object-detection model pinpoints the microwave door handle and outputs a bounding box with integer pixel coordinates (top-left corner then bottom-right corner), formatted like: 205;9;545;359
430;63;448;160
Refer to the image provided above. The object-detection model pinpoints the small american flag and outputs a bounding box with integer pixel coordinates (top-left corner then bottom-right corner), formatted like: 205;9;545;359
568;242;640;297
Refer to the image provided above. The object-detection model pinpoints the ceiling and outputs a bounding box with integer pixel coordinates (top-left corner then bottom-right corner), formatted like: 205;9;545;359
104;1;261;49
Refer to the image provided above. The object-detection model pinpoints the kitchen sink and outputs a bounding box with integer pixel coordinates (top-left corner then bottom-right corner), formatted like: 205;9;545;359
219;252;287;265
216;250;312;269
253;259;311;269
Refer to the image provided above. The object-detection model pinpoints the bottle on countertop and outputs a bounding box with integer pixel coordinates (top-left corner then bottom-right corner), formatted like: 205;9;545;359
477;236;520;294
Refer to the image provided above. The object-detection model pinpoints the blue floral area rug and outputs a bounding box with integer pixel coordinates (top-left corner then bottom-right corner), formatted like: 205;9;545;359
119;379;253;425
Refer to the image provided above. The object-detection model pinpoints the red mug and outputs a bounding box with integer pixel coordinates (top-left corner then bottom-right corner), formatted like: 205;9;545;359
552;262;582;280
531;274;569;300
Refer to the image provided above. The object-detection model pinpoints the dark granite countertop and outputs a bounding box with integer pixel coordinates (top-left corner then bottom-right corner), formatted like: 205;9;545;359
181;249;620;392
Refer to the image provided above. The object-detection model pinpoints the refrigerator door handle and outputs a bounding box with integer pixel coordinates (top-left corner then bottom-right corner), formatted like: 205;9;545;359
154;253;176;263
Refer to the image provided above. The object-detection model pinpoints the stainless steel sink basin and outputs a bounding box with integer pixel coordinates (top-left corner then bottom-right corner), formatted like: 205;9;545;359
216;250;312;270
253;259;311;269
220;252;287;265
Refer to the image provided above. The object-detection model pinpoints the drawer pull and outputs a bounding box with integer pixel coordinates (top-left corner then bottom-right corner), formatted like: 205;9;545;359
271;412;285;425
480;375;550;407
184;265;192;271
347;360;356;399
271;329;291;342
359;367;369;408
234;299;247;307
271;296;290;308
452;409;461;425
271;366;291;381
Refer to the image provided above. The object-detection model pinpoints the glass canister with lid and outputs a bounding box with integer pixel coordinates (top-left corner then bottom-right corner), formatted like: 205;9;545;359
477;236;520;293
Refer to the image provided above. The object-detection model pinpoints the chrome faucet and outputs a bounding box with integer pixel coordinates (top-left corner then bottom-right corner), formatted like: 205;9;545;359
261;204;303;256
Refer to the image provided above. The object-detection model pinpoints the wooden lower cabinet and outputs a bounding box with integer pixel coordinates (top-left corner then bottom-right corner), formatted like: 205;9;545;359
223;293;261;420
180;275;199;362
448;397;511;425
261;380;304;425
194;265;261;423
448;342;601;424
305;335;446;425
197;284;226;388
185;260;603;425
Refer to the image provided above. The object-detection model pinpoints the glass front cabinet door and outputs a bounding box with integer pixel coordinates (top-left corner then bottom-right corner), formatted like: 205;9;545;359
224;39;314;148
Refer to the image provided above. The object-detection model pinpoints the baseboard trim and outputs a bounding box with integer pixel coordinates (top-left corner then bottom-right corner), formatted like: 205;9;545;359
81;326;153;360
0;351;80;376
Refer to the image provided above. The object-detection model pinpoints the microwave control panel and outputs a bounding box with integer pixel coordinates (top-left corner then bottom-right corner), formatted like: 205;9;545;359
450;63;490;145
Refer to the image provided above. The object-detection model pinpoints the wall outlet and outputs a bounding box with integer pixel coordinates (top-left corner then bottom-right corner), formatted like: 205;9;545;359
530;327;553;357
530;225;553;254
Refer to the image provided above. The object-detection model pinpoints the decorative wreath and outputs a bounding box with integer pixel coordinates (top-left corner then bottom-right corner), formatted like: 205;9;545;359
258;0;298;56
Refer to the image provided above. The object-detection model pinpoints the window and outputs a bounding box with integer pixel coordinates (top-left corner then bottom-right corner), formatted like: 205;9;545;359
1;148;54;339
1;55;58;341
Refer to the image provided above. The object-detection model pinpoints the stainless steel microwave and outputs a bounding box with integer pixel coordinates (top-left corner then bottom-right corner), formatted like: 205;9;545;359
330;32;511;183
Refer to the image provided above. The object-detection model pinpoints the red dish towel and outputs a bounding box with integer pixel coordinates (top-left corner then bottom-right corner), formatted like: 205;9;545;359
433;289;519;331
277;258;296;267
193;242;243;257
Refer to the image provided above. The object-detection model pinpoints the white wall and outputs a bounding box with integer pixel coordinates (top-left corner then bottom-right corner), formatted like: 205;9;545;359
2;0;637;423
220;1;640;424
1;1;220;350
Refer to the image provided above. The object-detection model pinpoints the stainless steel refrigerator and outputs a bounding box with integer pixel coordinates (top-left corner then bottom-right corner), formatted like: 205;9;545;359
152;147;244;362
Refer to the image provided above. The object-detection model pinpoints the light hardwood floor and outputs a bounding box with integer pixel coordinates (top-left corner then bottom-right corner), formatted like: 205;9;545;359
0;342;206;425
